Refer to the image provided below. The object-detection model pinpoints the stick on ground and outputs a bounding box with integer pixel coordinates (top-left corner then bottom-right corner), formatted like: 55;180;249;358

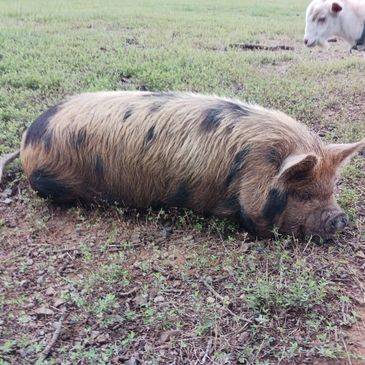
229;43;294;51
38;310;68;362
0;150;20;184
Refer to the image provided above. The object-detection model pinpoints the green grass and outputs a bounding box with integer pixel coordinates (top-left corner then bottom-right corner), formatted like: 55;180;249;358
1;0;365;364
1;0;364;154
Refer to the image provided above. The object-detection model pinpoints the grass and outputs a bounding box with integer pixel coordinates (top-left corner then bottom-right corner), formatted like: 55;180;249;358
0;0;365;364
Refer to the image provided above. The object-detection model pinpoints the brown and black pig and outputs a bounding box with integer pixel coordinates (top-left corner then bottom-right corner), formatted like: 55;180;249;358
1;91;364;239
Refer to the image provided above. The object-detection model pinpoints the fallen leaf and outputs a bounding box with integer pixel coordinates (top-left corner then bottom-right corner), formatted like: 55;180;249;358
241;242;253;253
125;357;141;365
54;298;66;307
0;189;12;198
34;307;54;316
206;296;215;304
45;287;56;296
154;295;164;303
134;295;147;306
95;333;110;344
159;329;180;343
36;275;46;285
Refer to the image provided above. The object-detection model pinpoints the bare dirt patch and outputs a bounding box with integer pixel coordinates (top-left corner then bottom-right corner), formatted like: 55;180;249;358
346;306;365;365
1;172;365;363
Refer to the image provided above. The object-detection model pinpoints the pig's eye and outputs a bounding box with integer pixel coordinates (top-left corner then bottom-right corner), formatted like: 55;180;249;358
318;17;326;23
295;191;312;202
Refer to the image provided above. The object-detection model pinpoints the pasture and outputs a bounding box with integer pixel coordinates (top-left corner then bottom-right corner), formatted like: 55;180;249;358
0;0;365;363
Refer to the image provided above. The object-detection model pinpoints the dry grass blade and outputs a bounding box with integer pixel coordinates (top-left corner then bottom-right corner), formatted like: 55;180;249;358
200;338;213;364
118;286;140;297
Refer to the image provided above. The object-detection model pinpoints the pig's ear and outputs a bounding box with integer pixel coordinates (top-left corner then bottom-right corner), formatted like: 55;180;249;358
278;154;318;182
327;138;365;168
331;2;342;13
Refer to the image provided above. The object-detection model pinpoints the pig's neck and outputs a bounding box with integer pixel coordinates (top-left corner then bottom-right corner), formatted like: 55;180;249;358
338;1;365;45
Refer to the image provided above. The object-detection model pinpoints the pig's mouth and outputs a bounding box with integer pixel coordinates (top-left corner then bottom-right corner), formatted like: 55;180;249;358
303;230;340;243
300;226;338;243
299;211;348;242
305;40;316;48
306;38;329;49
306;234;332;244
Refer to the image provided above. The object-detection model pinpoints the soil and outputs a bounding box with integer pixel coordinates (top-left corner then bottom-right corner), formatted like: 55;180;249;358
1;166;365;364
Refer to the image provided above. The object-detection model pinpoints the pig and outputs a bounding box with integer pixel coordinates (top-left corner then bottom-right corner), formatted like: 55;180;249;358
304;0;365;51
0;91;364;239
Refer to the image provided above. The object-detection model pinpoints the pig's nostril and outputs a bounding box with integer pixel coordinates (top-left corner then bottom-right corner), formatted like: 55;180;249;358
304;39;308;45
340;215;349;228
328;213;348;232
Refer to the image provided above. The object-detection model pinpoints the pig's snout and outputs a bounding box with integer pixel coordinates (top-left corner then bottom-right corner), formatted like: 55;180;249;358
325;212;348;234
